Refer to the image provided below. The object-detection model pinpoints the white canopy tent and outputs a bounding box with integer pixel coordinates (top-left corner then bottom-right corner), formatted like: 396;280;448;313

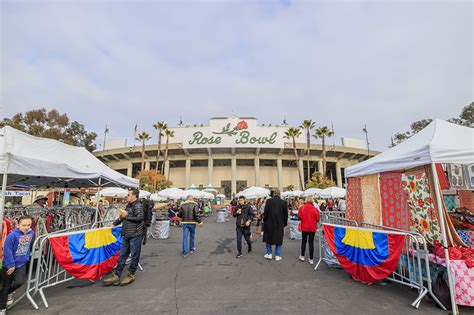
346;119;473;178
0;126;139;231
281;190;304;199
319;187;346;199
304;188;323;197
157;188;185;200
139;190;151;198
0;126;138;188
183;189;205;199
345;120;474;314
150;193;166;202
98;187;128;198
237;187;270;199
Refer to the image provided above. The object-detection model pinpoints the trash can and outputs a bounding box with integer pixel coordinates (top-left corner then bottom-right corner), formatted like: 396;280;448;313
216;209;226;223
288;219;302;240
153;217;170;239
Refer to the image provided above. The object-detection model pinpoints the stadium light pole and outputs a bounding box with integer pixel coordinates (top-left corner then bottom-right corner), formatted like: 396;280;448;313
363;125;370;157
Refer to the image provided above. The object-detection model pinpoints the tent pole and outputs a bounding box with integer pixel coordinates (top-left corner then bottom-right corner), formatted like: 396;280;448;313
0;172;7;236
430;162;457;314
94;177;102;227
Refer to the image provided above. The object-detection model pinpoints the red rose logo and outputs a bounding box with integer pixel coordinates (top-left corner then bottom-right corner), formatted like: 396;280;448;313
236;120;248;130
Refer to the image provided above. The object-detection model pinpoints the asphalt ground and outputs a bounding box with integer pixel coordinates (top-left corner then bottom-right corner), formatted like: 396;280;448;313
9;215;464;315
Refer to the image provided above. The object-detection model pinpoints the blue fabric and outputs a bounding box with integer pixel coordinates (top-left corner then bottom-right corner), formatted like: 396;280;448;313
68;227;122;266
457;230;471;247
333;226;388;267
182;224;196;255
2;229;35;269
116;235;143;276
265;243;282;256
443;195;456;211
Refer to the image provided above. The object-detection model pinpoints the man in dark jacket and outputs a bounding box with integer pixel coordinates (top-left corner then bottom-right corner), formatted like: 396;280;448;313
263;189;288;261
177;196;202;257
103;188;144;286
233;196;254;258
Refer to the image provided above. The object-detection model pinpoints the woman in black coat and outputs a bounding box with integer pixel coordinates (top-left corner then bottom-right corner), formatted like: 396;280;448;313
263;192;288;261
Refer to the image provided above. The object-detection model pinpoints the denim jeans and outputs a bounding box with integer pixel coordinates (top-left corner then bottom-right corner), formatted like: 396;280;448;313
265;243;282;257
116;235;143;276
182;224;196;255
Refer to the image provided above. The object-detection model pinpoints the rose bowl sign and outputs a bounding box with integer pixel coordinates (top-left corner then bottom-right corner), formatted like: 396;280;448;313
177;117;292;149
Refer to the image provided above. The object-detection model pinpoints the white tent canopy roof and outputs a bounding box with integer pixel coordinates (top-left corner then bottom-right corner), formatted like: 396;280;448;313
0;126;138;188
346;120;474;178
98;187;128;198
319;187;346;199
158;188;185;200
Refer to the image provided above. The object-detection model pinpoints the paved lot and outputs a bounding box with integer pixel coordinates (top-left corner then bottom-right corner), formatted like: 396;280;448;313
10;217;452;315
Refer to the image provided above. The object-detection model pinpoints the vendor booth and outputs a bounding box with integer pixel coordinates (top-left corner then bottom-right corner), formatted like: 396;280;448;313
343;120;473;313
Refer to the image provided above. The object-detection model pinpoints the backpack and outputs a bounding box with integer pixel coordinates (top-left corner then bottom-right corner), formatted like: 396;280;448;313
142;199;154;228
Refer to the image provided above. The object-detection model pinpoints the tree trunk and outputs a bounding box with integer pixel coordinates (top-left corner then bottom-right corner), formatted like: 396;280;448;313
156;131;162;175
141;141;145;171
306;129;310;183
161;136;169;175
293;137;304;190
322;136;326;177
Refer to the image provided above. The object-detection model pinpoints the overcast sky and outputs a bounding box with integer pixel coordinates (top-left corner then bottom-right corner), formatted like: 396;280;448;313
1;1;472;151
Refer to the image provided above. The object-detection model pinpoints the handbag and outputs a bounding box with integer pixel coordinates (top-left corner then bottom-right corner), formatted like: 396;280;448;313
431;248;452;310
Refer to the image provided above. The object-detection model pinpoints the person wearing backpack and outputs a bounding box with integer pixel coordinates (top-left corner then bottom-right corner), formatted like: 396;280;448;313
103;188;144;286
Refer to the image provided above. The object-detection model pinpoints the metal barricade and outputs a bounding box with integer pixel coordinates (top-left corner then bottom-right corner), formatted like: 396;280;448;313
11;221;112;310
360;222;446;310
320;211;346;219
313;214;358;270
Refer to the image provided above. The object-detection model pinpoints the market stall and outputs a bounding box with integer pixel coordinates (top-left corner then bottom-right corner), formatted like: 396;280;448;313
345;120;473;313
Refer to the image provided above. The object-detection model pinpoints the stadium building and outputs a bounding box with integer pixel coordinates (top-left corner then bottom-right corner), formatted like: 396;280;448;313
94;116;378;197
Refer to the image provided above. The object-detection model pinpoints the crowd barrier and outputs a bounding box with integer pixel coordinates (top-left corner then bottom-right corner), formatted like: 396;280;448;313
10;220;112;310
360;222;446;310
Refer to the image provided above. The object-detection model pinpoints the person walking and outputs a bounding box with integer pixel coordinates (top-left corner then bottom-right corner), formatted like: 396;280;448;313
177;196;202;257
0;216;34;314
103;188;144;286
298;196;321;264
233;196;254;258
263;189;288;261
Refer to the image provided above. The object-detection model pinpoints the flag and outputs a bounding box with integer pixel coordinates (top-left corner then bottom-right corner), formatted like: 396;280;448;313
323;223;405;284
49;226;122;280
133;124;138;136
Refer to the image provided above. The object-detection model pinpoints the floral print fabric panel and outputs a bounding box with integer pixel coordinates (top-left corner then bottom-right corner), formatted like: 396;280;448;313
346;177;363;224
360;174;381;225
380;172;410;230
402;172;441;244
464;164;474;190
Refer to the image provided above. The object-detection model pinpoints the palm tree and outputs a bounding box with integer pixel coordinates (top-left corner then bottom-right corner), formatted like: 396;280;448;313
153;121;167;175
284;127;304;190
161;128;175;176
313;126;334;177
136;131;151;172
300;120;315;184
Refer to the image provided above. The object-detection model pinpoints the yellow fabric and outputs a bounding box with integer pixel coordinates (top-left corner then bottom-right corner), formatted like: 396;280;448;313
85;228;116;248
361;174;381;225
342;229;375;249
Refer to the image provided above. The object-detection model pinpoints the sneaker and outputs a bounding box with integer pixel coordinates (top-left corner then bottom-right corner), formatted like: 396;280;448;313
236;253;243;258
183;253;188;258
0;309;6;315
190;248;196;254
102;271;120;286
248;246;252;253
120;272;135;286
275;256;282;261
298;256;305;262
309;259;314;265
7;293;13;306
264;254;272;260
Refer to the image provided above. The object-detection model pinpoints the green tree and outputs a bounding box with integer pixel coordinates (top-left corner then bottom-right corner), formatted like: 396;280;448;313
0;108;97;151
313;126;334;177
136;131;151;172
153;121;167;175
284;127;305;190
391;102;473;146
161;128;175;176
300;120;316;184
306;171;336;189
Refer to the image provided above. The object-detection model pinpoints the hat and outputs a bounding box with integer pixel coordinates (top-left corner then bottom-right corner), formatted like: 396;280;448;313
34;195;48;203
